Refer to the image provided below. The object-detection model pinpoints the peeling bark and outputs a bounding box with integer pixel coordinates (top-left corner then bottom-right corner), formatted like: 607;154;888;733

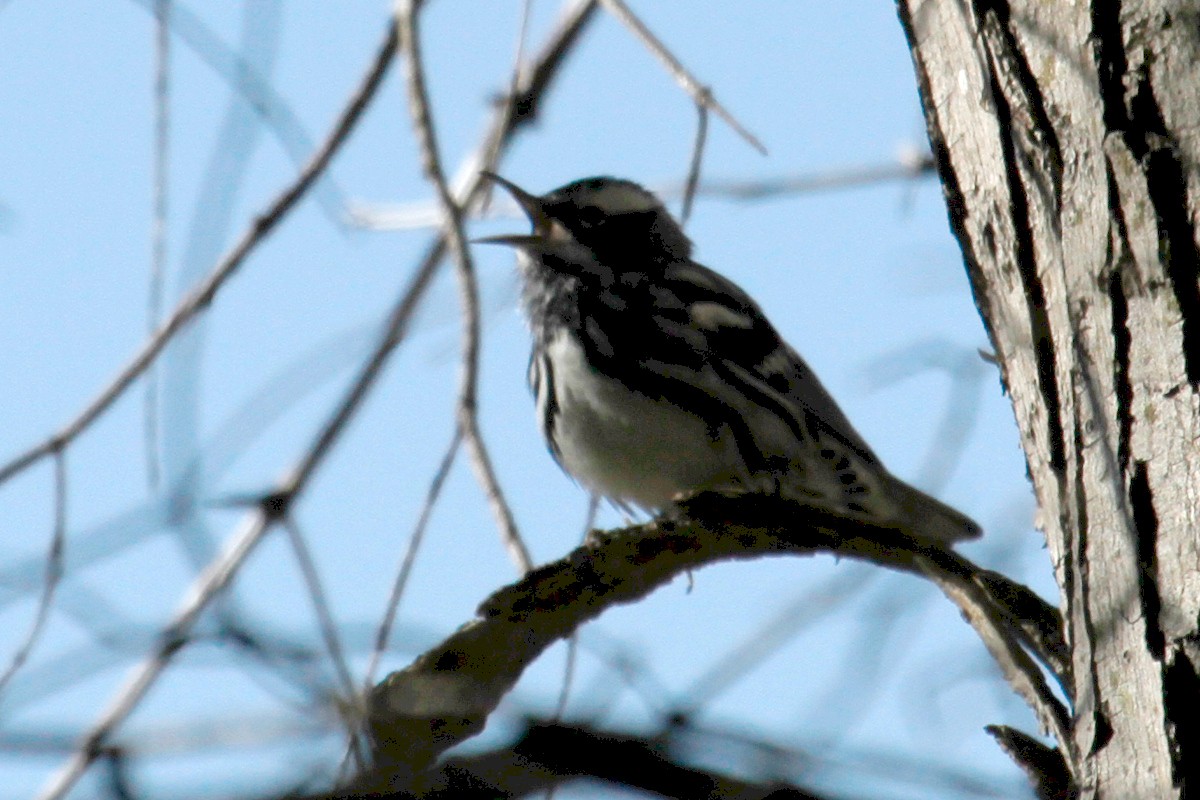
898;0;1200;796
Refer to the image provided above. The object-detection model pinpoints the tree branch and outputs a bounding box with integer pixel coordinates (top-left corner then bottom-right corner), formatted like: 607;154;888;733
366;493;1070;782
330;720;836;799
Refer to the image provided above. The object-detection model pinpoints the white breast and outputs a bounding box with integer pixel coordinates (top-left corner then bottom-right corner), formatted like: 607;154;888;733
538;331;748;509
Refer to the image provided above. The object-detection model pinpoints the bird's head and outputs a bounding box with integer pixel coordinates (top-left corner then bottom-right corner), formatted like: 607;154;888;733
479;174;692;264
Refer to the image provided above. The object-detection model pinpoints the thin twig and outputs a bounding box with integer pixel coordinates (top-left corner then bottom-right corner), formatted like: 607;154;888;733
917;559;1075;768
0;450;68;695
280;518;360;747
553;638;580;721
396;0;532;574
545;584;580;798
597;0;766;154
679;102;708;224
145;0;171;491
0;19;399;488
480;0;535;195
549;494;601;722
673;156;937;201
364;428;462;689
440;0;599;217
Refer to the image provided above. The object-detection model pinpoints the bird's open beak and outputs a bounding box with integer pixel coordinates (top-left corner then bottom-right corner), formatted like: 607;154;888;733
475;171;553;247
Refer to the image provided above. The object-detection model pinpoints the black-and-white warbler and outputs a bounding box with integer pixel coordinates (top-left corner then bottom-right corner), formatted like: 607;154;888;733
480;173;980;543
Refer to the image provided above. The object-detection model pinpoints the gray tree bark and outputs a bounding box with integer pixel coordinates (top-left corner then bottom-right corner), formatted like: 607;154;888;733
897;1;1200;797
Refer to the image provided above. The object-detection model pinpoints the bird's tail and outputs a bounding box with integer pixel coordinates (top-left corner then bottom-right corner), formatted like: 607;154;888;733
882;473;981;543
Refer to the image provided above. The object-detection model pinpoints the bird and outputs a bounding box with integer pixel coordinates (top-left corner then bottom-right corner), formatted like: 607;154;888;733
477;172;980;543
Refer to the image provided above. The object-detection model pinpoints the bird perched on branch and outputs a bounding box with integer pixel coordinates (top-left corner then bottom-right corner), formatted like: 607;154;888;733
478;173;980;543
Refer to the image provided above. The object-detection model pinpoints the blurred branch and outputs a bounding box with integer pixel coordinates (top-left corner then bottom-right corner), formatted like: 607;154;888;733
329;720;835;799
0;19;399;488
144;0;171;491
305;715;1029;798
0;324;380;623
365;493;1069;782
347;154;936;232
449;720;834;799
1;712;335;759
674;566;875;716
861;338;988;494
127;0;347;218
673;150;935;200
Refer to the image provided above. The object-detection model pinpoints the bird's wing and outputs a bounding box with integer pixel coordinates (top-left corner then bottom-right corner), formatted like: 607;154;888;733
659;260;880;465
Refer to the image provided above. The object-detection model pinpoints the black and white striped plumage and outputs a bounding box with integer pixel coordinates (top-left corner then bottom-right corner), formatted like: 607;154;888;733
482;174;980;543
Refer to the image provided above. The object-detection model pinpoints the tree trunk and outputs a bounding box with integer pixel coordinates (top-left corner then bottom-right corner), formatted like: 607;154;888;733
897;0;1200;796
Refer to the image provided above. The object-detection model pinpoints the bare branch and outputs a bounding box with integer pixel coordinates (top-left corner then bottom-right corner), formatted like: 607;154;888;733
0;451;67;695
917;559;1073;769
365;429;462;689
973;568;1070;688
986;725;1073;800
396;0;531;574
280;517;360;758
598;0;766;154
365;494;1070;779
679;102;708;225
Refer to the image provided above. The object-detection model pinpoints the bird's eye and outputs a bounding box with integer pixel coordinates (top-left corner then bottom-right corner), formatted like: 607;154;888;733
575;205;606;228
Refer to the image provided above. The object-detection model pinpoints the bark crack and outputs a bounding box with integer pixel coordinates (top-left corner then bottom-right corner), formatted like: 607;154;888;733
976;0;1064;215
1104;192;1134;474
1093;0;1200;385
1143;144;1200;386
1131;461;1164;657
978;8;1068;475
1164;646;1200;790
1074;399;1110;760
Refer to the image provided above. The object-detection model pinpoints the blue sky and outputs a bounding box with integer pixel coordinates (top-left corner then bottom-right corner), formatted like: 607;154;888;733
0;2;1049;798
